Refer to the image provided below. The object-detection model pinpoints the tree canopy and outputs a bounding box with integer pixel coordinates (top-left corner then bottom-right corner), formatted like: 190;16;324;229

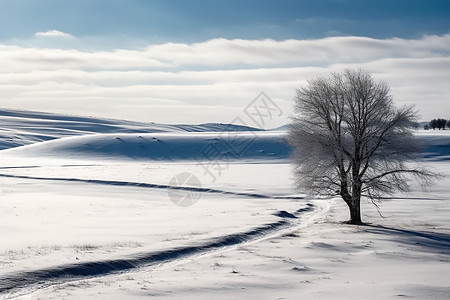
288;69;435;224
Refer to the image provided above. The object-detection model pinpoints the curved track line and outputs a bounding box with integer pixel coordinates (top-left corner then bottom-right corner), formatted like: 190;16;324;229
0;173;303;200
0;204;314;296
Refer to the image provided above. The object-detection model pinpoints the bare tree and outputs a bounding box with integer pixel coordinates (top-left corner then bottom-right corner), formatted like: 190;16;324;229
288;69;435;224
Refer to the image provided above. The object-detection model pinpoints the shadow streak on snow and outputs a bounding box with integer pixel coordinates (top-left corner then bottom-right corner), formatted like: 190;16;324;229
0;173;303;200
0;166;41;170
0;204;314;295
364;225;450;255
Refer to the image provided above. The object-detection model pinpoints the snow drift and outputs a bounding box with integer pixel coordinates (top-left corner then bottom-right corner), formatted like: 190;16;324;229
0;132;290;161
0;109;262;150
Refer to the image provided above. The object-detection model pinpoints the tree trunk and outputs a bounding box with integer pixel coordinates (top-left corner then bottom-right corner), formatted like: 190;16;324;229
347;199;362;225
341;194;362;225
347;170;363;224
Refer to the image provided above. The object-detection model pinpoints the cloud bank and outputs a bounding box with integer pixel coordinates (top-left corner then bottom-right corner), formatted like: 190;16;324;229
1;34;449;126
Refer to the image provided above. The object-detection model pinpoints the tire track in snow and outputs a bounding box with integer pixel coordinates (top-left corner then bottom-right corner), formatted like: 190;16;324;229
0;173;304;200
0;204;314;296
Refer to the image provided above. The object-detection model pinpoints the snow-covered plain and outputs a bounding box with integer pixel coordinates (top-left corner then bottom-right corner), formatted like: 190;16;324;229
0;110;449;299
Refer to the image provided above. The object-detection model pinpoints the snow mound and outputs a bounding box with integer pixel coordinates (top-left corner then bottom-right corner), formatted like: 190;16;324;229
0;109;261;150
0;132;290;162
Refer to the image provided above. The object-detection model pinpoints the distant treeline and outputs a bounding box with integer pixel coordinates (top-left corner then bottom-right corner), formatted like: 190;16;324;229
424;118;450;130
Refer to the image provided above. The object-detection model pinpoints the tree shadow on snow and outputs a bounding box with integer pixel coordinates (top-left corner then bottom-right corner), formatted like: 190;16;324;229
363;224;450;255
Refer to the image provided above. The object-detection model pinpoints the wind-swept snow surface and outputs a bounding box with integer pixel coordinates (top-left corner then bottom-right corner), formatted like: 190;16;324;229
0;111;449;299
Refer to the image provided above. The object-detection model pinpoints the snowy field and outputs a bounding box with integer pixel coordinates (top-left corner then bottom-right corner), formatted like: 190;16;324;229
0;110;449;299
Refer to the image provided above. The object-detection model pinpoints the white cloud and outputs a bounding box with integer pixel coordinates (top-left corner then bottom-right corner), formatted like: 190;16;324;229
35;30;74;39
0;34;449;126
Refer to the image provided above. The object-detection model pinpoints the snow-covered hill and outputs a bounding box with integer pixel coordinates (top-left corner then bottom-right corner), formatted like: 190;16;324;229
0;131;289;161
0;109;262;150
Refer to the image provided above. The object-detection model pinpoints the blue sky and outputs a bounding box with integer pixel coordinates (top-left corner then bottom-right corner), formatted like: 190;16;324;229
2;0;449;47
0;0;449;125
